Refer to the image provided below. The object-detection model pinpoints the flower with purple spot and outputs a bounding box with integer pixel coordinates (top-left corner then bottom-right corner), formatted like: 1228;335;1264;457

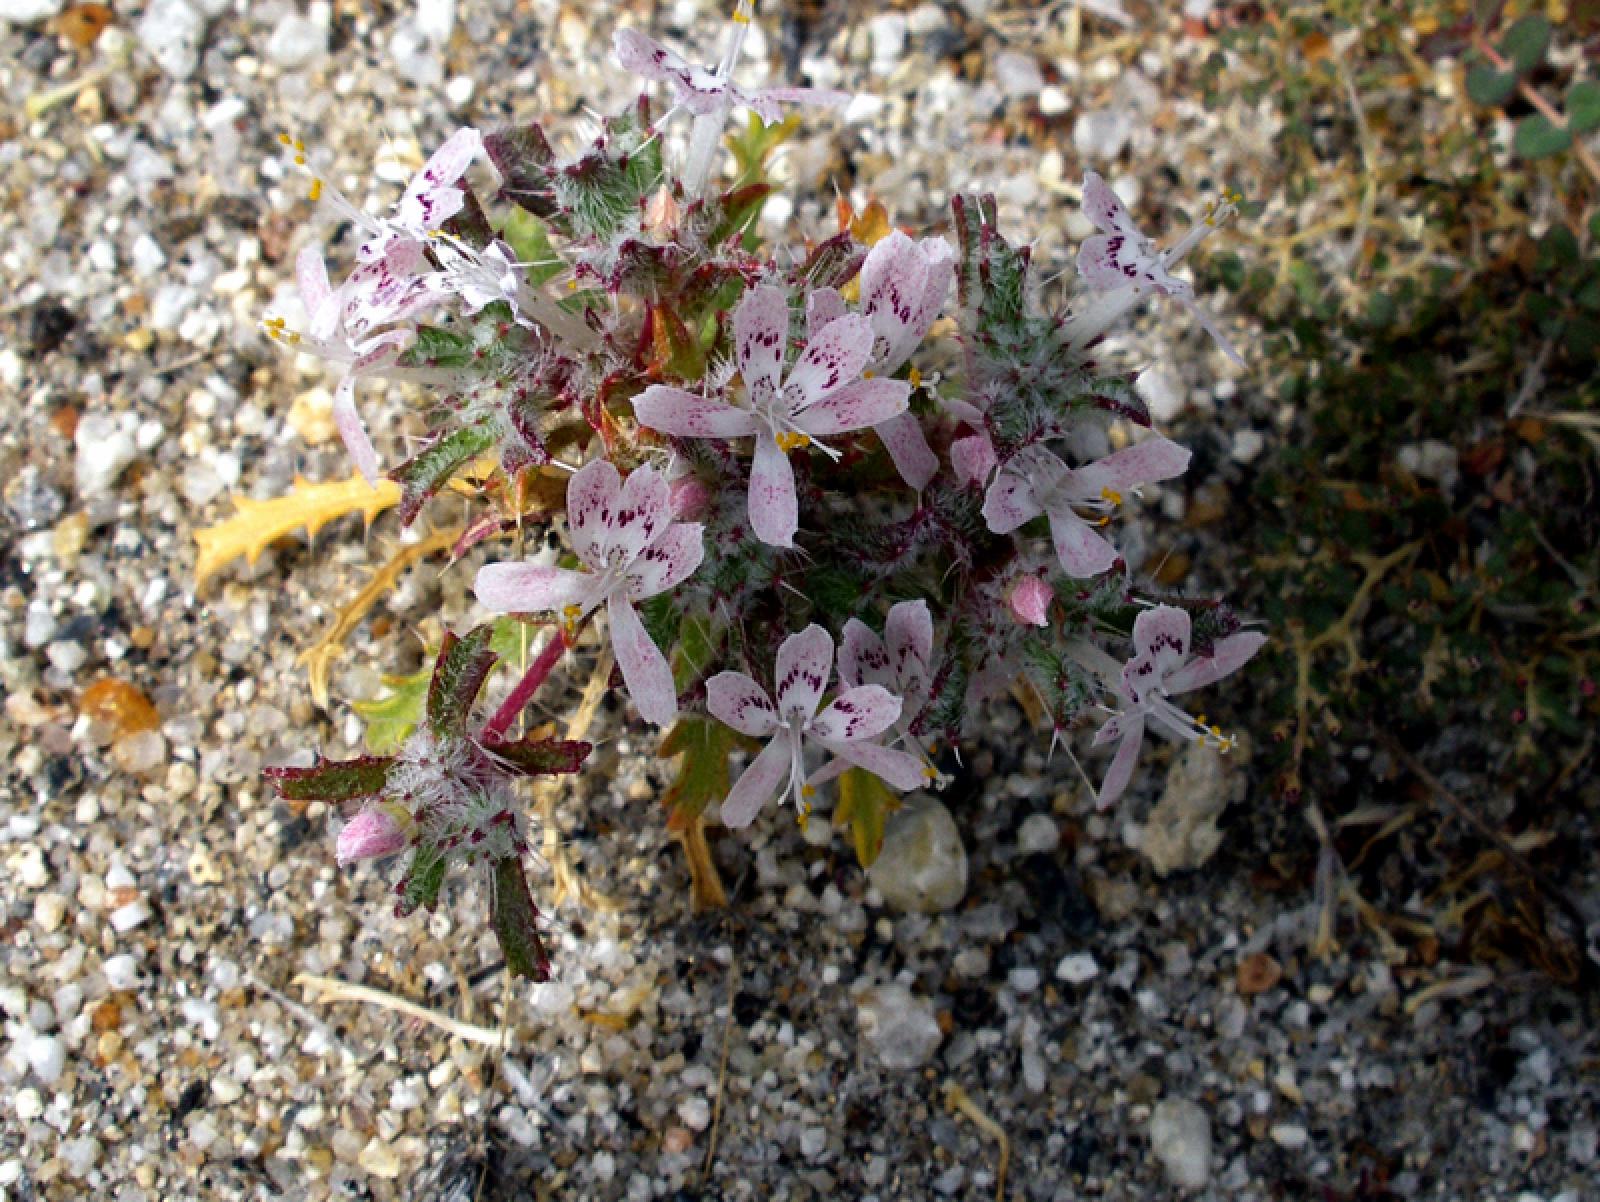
475;461;704;726
707;624;927;829
632;284;911;547
1091;605;1266;807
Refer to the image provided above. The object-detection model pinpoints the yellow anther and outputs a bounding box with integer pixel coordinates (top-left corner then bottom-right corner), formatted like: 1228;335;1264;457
922;764;938;780
775;432;812;453
1210;725;1224;738
1194;714;1207;726
277;132;292;146
285;331;301;344
863;369;875;379
1090;516;1111;528
908;367;922;388
801;784;816;799
294;154;307;166
1100;486;1123;507
567;279;578;291
308;178;323;202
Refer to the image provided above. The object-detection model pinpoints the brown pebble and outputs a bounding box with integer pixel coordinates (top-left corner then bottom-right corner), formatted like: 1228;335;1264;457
50;405;80;440
79;679;161;736
661;1126;694;1155
90;999;122;1032
57;4;114;50
1237;952;1283;996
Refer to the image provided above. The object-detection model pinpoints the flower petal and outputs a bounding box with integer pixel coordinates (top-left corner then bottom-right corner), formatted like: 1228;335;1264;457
774;624;833;723
1071;436;1191;497
1095;714;1145;808
980;465;1042;534
718;735;793;829
296;246;339;339
398;127;481;230
792;377;909;437
809;684;900;744
876;411;939;492
752;86;852;111
1163;631;1267;695
1081;170;1142;238
838;619;890;690
806;287;847;338
784;313;874;411
564;459;622;570
1046;505;1118;579
860;230;931;373
820;740;928;792
706;671;780;738
748;432;798;548
608;463;673;565
951;433;998;488
333;372;381;484
734;285;790;393
613;27;685;80
475;563;593;614
633;386;760;439
884;600;933;700
626;522;705;600
608;595;678;726
1077;233;1151;292
1131;604;1192;665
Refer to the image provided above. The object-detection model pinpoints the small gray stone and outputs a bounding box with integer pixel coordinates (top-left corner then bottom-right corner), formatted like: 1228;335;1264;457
1138;741;1245;877
1056;952;1100;985
857;984;942;1069
1016;813;1060;855
1073;109;1133;161
75;414;138;498
1150;1098;1212;1189
1137;366;1188;423
265;3;329;69
868;797;967;913
993;51;1043;99
138;0;207;81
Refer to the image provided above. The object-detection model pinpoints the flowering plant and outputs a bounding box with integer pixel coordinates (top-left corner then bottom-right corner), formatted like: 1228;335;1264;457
257;4;1263;977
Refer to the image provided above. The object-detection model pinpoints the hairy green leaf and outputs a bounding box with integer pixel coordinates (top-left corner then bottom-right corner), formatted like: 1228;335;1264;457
491;857;551;981
264;754;393;803
1513;114;1572;160
427;626;499;737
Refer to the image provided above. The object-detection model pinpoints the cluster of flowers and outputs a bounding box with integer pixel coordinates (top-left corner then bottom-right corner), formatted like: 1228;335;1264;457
264;4;1263;968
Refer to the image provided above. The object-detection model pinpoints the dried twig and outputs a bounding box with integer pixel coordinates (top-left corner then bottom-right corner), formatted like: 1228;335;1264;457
292;973;506;1045
299;526;460;708
700;943;740;1187
943;1083;1011;1202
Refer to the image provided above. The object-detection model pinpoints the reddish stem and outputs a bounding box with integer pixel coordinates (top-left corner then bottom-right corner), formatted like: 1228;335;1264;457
482;630;568;743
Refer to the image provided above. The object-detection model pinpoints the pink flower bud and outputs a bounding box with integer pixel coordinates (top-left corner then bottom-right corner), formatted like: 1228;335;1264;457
1009;575;1052;627
336;809;407;865
950;433;997;488
669;476;711;521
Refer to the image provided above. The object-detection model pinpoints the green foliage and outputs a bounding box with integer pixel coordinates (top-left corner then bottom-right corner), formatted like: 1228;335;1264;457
834;766;898;868
491;857;551;981
659;716;749;830
426;626;499;736
263;755;393;803
1498;14;1550;74
353;665;432;754
391;420;499;525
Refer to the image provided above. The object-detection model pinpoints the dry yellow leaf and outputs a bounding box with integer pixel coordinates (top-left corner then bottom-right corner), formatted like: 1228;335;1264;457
192;474;400;589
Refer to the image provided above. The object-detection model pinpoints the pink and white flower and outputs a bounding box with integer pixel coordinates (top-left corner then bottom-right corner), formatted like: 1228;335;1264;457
284;128;482;269
1091;605;1266;807
474;461;704;726
264;245;443;482
1072;171;1244;365
632;285;911;547
613;26;848;126
707;624;926;828
837;600;936;758
981;437;1191;578
859;231;956;490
